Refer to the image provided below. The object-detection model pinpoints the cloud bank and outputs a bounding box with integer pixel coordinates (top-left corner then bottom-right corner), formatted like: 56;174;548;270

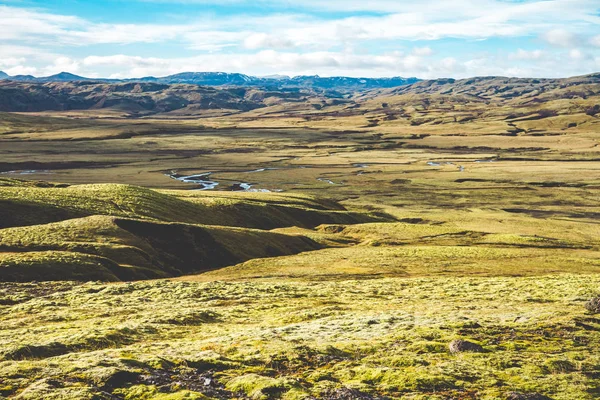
0;0;599;78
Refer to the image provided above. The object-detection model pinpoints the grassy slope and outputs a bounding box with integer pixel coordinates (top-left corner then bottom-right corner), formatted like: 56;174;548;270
0;179;388;282
202;218;600;281
0;111;97;134
205;245;600;280
0;216;322;281
0;180;384;230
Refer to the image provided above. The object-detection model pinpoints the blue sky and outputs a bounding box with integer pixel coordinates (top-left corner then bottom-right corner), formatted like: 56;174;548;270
1;0;600;78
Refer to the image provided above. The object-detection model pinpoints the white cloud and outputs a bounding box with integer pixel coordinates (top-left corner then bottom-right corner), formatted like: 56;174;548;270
4;65;38;76
40;57;81;75
542;29;579;47
0;5;84;41
0;57;26;67
437;57;464;75
2;1;599;49
1;1;599;79
74;51;473;78
13;46;600;79
0;44;58;61
569;49;593;61
412;47;433;56
183;31;246;51
84;55;169;68
509;49;545;60
138;0;600;18
244;33;296;50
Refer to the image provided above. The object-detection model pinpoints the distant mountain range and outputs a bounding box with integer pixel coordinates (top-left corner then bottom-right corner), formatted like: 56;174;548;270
2;72;598;116
0;71;420;92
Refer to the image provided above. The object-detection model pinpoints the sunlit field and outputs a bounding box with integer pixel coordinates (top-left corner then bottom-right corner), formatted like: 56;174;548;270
1;74;600;399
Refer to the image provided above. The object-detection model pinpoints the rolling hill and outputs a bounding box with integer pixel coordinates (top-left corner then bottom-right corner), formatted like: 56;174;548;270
0;179;387;281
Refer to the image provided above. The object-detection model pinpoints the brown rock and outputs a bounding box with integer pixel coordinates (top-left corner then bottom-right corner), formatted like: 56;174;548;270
448;339;484;353
584;296;600;314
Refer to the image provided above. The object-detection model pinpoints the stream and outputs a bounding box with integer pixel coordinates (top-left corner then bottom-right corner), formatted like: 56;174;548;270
167;172;278;192
167;173;220;190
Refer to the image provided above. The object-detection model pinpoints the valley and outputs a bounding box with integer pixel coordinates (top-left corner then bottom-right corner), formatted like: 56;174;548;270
0;74;599;399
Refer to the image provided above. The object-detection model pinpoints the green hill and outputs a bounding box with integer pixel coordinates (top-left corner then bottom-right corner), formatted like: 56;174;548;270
0;180;385;230
0;215;322;281
0;179;390;282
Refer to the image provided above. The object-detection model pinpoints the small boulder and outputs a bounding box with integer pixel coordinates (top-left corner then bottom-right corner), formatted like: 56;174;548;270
448;339;484;353
584;296;600;314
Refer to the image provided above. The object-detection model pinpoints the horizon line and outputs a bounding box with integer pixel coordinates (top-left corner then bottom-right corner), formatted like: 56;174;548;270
2;70;600;82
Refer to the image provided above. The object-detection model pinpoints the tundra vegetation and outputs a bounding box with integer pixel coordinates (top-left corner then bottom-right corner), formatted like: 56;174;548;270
0;74;599;399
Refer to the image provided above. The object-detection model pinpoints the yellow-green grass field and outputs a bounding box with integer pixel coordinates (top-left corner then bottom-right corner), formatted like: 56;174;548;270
1;84;600;399
2;275;600;399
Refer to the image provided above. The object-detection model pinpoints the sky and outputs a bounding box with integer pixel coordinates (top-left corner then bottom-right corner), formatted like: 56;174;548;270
1;0;600;79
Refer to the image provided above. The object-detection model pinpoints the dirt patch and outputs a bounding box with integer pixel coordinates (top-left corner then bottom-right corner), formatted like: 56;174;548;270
318;387;389;400
135;369;239;399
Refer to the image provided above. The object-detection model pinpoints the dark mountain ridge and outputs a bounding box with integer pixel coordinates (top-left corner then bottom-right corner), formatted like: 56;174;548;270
0;81;279;113
381;73;600;99
1;72;599;115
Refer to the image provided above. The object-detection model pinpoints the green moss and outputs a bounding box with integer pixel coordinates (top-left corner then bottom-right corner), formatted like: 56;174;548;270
114;385;209;400
408;341;448;354
1;275;600;399
225;374;299;399
0;251;121;282
544;359;577;374
2;327;138;360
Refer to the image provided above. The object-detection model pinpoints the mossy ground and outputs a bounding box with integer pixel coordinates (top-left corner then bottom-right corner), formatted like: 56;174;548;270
1;275;600;399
